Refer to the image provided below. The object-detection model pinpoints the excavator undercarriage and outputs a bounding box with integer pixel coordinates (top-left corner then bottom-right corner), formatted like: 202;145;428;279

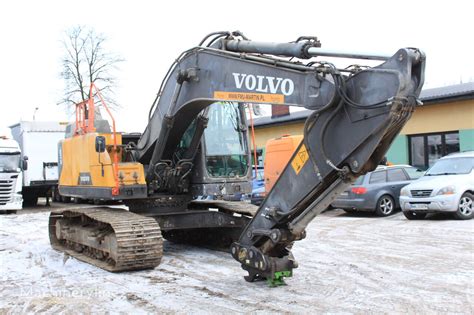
49;208;163;271
50;31;425;285
49;200;256;270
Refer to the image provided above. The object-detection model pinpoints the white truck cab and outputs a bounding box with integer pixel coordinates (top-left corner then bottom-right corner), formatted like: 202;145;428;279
10;121;66;206
0;136;23;211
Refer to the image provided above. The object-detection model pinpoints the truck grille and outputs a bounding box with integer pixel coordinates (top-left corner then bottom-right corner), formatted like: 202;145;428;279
0;180;14;205
410;189;433;198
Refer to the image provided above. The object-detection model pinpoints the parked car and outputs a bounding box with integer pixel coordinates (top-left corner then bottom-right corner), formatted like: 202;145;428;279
241;167;266;205
250;166;265;205
250;185;266;205
400;151;474;220
332;165;424;216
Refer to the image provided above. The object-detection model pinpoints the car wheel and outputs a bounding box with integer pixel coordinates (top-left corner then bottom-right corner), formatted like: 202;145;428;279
454;192;473;220
403;211;427;220
375;195;395;216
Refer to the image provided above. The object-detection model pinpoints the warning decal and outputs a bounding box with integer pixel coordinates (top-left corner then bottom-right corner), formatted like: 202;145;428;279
214;91;284;104
291;144;309;175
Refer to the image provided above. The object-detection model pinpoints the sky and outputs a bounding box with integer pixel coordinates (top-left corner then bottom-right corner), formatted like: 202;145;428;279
0;0;472;136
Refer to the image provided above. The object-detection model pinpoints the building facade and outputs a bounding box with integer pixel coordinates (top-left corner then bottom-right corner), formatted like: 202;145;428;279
251;82;474;170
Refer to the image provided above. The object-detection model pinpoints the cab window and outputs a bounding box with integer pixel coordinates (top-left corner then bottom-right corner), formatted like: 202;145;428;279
387;168;408;182
204;102;248;177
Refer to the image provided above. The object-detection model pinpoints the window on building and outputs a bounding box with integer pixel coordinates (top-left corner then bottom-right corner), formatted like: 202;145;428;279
445;133;460;154
427;134;442;166
410;136;425;169
409;131;459;170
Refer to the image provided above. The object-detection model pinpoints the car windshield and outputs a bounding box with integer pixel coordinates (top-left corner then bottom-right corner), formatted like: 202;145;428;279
425;157;473;176
404;166;424;179
0;153;21;172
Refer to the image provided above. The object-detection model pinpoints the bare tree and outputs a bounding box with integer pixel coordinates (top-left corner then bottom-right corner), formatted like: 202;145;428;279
60;26;122;113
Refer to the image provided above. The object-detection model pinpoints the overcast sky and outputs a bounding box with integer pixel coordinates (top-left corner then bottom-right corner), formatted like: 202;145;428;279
0;0;472;135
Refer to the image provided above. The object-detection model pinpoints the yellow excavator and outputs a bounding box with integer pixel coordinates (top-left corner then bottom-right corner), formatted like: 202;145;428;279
50;31;425;285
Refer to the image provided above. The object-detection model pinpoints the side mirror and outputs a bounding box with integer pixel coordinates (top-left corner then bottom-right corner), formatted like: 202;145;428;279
22;156;28;171
95;136;106;153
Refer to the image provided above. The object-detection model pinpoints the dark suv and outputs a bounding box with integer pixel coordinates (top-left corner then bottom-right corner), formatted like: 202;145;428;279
332;165;423;216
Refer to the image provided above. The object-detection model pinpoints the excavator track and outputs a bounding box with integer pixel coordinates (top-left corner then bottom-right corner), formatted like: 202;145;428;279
49;207;163;272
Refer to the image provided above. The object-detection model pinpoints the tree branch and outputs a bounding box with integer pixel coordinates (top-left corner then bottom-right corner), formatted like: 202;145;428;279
59;25;122;110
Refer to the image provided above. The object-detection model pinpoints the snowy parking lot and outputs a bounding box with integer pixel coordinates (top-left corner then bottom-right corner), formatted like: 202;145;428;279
1;204;473;313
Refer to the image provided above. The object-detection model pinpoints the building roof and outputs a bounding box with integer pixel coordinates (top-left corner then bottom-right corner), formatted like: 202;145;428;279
251;82;474;127
251;109;311;127
419;82;474;103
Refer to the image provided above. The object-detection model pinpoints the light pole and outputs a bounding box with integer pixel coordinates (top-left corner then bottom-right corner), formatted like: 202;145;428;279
33;107;39;121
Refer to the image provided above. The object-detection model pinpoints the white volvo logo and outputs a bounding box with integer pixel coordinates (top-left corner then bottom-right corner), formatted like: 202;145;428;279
232;73;294;96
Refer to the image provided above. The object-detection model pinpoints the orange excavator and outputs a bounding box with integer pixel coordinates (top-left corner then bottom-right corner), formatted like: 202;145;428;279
264;134;303;193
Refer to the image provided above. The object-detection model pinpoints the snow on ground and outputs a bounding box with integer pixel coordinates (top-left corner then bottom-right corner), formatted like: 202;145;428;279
0;208;473;313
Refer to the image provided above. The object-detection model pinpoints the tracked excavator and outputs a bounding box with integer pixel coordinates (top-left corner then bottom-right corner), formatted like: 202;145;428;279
50;31;425;285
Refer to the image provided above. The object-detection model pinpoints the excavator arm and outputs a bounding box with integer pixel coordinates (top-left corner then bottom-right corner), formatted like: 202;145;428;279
230;46;425;285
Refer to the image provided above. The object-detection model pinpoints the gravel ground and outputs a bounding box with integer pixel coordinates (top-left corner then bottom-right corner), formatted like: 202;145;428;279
0;204;473;314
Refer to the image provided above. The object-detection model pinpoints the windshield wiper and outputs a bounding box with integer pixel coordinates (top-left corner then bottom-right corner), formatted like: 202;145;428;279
427;172;458;176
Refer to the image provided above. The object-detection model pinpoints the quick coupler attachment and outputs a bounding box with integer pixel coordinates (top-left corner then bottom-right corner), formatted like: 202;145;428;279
231;243;297;287
268;271;292;287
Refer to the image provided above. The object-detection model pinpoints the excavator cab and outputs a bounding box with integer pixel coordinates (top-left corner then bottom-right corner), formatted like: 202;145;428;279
189;102;252;197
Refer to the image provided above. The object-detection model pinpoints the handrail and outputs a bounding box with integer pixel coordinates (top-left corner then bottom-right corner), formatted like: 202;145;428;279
247;103;259;180
74;83;120;196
